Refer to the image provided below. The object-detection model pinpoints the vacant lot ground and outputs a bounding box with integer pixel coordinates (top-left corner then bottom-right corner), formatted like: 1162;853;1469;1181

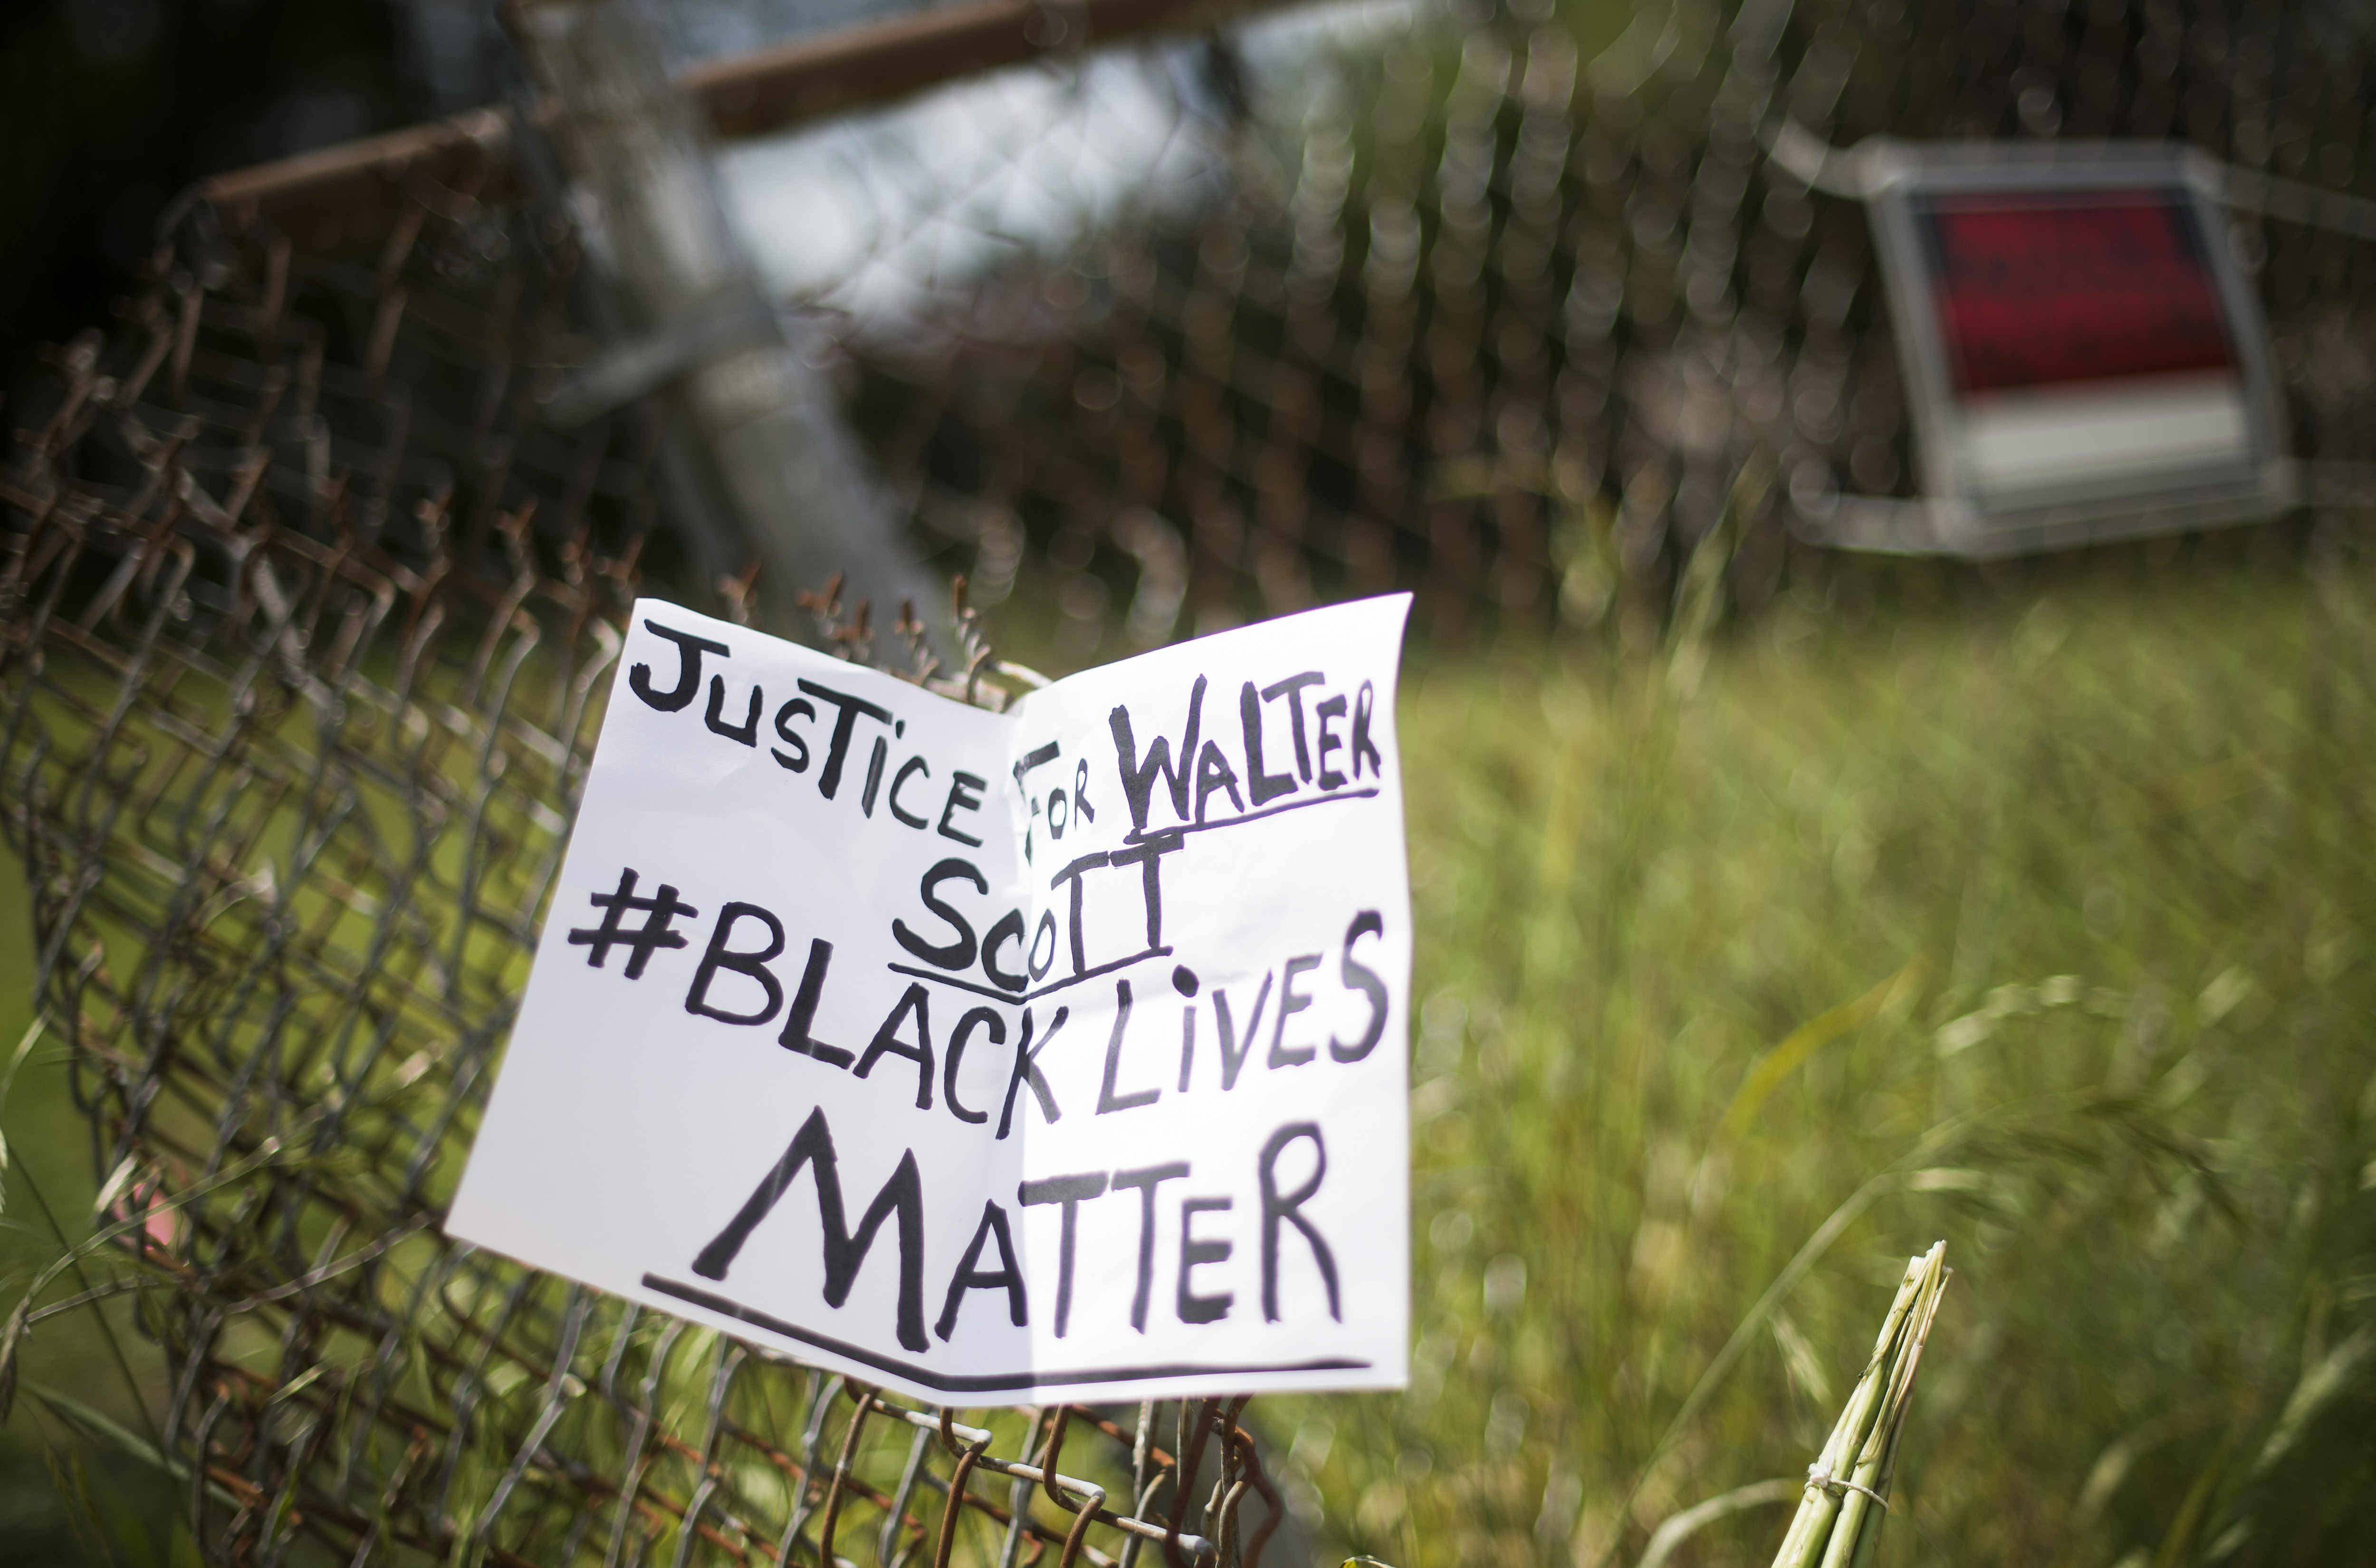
1287;540;2376;1566
6;536;2374;1566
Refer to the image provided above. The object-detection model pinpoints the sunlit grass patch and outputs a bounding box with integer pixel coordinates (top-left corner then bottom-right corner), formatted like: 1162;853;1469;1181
1293;546;2376;1567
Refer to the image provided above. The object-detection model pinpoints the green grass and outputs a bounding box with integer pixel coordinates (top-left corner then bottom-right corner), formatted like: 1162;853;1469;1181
1279;541;2376;1566
0;844;183;1564
6;538;2376;1566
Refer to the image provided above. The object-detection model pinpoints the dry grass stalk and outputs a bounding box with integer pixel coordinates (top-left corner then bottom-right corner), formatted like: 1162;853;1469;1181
1770;1243;1950;1568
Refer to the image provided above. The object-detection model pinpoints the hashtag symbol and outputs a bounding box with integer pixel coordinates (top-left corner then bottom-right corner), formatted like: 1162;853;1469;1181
565;868;699;980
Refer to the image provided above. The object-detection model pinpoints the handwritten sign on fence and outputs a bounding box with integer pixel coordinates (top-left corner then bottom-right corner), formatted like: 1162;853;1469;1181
448;595;1412;1405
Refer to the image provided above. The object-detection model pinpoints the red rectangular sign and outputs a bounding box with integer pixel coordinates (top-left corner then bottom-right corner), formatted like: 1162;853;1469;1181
1918;191;2238;395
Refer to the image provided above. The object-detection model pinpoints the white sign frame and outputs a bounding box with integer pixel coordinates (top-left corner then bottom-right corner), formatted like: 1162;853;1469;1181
1837;140;2294;557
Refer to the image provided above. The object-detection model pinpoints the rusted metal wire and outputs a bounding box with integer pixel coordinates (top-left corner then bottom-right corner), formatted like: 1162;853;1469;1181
0;220;1277;1564
4;0;2376;1563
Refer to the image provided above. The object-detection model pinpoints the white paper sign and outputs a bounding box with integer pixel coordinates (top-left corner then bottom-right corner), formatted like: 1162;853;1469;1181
448;595;1412;1406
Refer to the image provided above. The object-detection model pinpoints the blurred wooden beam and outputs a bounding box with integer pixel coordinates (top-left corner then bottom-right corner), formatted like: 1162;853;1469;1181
201;0;1267;242
684;0;1253;137
199;106;516;248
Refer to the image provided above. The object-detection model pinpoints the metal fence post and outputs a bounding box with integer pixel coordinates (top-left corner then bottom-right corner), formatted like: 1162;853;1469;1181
510;0;941;632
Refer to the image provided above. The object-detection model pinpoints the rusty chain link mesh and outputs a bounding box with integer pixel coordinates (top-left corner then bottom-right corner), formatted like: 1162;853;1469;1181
0;340;1283;1562
0;162;1279;1568
3;0;2375;1563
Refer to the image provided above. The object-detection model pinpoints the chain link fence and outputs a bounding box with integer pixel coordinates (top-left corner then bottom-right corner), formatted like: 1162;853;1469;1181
3;0;2374;1563
787;0;2376;654
0;379;1288;1563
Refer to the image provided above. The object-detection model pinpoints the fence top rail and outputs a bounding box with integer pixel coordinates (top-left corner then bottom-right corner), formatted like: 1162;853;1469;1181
198;0;1277;243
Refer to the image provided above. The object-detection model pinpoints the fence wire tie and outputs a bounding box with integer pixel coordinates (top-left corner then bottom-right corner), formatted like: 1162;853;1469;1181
1804;1463;1888;1511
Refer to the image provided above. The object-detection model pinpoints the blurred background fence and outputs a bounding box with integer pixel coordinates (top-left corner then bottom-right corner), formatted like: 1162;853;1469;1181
5;0;2376;1563
28;0;2376;660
